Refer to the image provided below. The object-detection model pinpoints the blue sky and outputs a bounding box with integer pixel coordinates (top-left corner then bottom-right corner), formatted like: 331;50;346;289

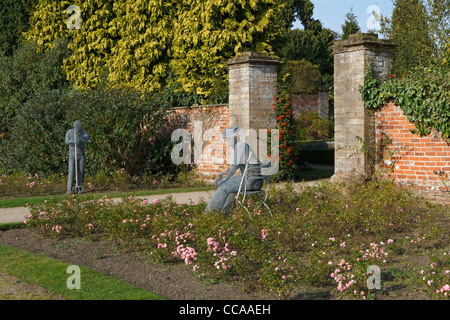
293;0;395;35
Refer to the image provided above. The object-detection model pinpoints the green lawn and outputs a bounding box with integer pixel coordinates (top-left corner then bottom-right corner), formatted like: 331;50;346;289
0;245;165;300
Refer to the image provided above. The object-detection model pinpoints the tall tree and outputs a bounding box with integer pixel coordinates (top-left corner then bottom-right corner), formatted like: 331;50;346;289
290;0;322;31
62;0;116;90
24;0;74;49
424;0;450;61
278;28;334;77
0;0;38;56
341;8;361;40
25;0;285;96
170;0;283;97
106;0;177;93
385;0;435;73
274;0;335;86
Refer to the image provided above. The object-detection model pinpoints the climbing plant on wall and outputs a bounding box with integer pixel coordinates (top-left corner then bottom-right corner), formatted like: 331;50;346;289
272;91;298;180
359;63;450;144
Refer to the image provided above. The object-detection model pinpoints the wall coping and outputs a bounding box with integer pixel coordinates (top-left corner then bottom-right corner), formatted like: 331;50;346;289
171;104;228;111
227;51;278;66
331;33;397;53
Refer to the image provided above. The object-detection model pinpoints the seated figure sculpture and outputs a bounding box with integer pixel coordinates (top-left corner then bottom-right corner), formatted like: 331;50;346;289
204;126;263;215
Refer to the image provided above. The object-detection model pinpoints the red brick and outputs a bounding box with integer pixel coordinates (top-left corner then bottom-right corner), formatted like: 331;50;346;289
375;102;450;197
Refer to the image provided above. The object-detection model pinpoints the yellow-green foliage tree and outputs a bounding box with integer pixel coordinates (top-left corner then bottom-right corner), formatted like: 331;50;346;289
170;0;283;97
62;0;116;89
25;0;72;50
25;0;285;96
25;0;115;89
107;0;178;92
444;43;450;68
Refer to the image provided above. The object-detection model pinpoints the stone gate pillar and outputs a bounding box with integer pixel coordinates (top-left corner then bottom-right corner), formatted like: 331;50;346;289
330;33;396;182
227;52;278;146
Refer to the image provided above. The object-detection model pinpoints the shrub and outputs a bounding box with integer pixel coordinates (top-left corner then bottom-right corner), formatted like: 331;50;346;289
0;38;71;145
414;252;449;299
0;169;206;198
64;87;171;177
278;59;322;95
1;86;181;179
295;111;334;141
0;172;66;197
6;89;70;175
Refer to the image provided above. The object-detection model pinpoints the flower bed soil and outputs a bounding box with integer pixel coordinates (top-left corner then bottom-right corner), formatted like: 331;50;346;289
0;228;272;300
0;228;434;300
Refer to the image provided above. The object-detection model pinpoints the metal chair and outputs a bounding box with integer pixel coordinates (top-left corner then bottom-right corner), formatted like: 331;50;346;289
235;156;273;217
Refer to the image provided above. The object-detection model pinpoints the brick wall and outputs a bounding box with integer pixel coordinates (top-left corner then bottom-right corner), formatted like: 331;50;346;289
375;102;450;197
291;91;329;119
165;105;230;180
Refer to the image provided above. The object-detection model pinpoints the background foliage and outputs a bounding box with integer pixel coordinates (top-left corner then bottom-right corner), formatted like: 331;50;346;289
295;111;334;141
274;0;335;89
340;8;361;40
170;0;283;98
423;0;450;61
278;59;322;95
390;0;434;74
1;85;178;178
25;0;285;97
379;0;449;73
0;0;38;56
0;38;72;144
23;0;333;97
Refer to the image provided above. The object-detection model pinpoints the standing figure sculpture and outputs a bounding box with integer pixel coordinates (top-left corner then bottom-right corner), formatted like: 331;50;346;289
204;126;263;215
66;121;89;194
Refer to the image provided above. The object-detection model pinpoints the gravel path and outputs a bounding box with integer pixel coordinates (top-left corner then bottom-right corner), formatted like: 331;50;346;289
0;190;217;224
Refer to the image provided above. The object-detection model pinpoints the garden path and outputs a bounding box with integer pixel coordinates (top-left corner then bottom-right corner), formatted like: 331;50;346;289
0;179;331;225
0;190;216;224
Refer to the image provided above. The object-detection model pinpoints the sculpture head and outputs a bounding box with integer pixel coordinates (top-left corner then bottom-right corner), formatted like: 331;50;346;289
222;126;241;146
74;121;81;130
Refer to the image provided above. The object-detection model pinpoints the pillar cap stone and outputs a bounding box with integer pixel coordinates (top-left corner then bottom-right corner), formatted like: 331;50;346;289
331;33;397;53
227;51;278;66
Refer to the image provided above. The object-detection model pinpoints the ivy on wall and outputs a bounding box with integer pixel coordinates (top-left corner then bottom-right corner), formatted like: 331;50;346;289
359;63;450;144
